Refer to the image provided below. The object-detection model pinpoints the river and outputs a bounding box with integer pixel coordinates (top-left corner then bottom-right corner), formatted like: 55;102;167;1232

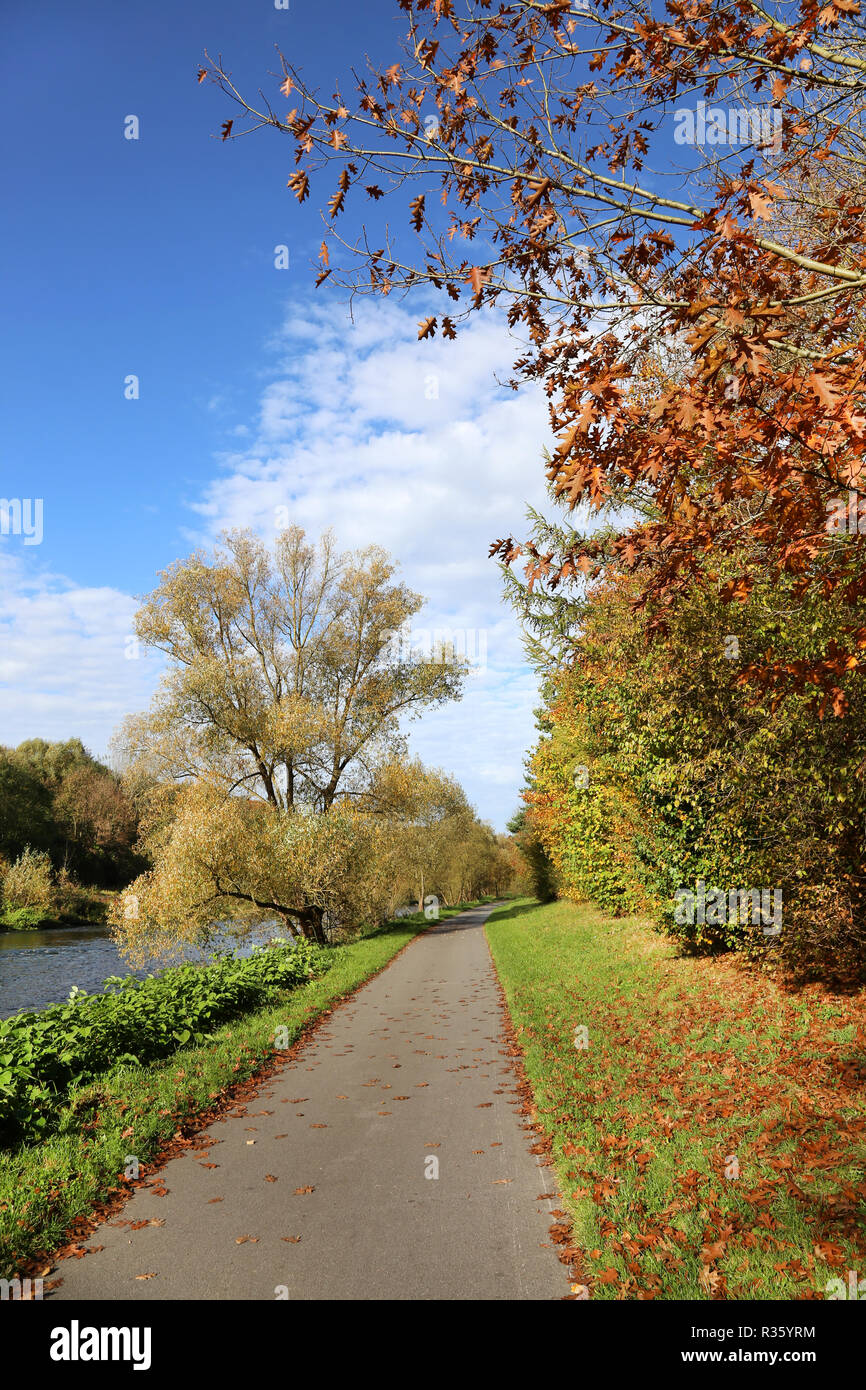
0;903;422;1019
0;921;286;1019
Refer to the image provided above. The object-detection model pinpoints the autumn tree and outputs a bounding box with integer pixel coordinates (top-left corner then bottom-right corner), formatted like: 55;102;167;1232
202;0;866;710
507;805;558;903
118;527;464;809
336;753;519;909
113;527;467;943
52;765;139;883
379;761;475;909
115;782;398;958
512;531;866;982
0;739;140;887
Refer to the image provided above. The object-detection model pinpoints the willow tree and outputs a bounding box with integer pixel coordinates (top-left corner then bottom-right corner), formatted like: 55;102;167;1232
114;526;466;944
378;761;474;910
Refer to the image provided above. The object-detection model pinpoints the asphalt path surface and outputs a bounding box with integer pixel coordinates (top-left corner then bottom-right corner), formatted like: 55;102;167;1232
49;903;568;1301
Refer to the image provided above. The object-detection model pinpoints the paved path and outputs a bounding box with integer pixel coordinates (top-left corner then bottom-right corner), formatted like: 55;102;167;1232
49;905;568;1301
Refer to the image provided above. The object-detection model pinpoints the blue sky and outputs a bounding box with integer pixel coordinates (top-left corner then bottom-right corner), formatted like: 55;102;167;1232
0;0;556;830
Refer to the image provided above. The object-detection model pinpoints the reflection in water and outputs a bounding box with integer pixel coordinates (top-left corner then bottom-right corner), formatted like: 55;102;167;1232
0;921;284;1019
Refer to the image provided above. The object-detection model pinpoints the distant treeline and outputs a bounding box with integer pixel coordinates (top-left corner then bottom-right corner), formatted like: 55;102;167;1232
0;739;143;888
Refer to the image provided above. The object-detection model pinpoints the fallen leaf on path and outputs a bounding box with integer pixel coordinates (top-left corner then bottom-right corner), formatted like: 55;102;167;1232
265;1175;278;1183
282;1236;302;1243
294;1186;314;1195
135;1273;157;1280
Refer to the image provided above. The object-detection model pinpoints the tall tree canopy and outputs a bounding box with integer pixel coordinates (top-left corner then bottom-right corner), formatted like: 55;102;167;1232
114;527;470;943
203;0;866;711
0;739;139;887
118;526;465;811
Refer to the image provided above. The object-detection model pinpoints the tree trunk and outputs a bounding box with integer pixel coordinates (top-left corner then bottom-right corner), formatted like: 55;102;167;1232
307;905;326;944
275;902;326;944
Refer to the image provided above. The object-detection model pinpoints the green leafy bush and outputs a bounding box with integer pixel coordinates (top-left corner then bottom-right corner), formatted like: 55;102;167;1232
49;871;109;923
0;906;44;931
2;847;53;913
0;937;328;1146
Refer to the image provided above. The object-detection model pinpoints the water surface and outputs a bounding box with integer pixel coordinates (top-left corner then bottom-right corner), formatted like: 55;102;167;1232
0;921;284;1018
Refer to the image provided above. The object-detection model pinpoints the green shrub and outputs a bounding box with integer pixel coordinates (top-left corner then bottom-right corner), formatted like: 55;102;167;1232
0;937;329;1146
0;906;44;931
1;847;53;913
49;871;108;923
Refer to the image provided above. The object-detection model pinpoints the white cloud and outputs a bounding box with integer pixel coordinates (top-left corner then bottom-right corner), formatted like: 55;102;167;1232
0;552;162;762
188;299;554;828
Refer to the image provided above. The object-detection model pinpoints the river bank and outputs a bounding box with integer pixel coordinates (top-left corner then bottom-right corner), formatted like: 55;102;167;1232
0;918;289;1019
0;888;116;934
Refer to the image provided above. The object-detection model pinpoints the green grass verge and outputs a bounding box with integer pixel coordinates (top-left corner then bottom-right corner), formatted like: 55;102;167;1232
486;897;866;1301
0;903;483;1275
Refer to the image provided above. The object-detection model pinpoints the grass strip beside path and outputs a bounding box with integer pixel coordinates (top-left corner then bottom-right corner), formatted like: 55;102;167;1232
486;898;866;1301
1;904;482;1275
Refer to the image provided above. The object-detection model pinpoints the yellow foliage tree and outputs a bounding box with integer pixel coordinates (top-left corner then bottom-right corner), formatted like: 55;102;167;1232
113;527;467;945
